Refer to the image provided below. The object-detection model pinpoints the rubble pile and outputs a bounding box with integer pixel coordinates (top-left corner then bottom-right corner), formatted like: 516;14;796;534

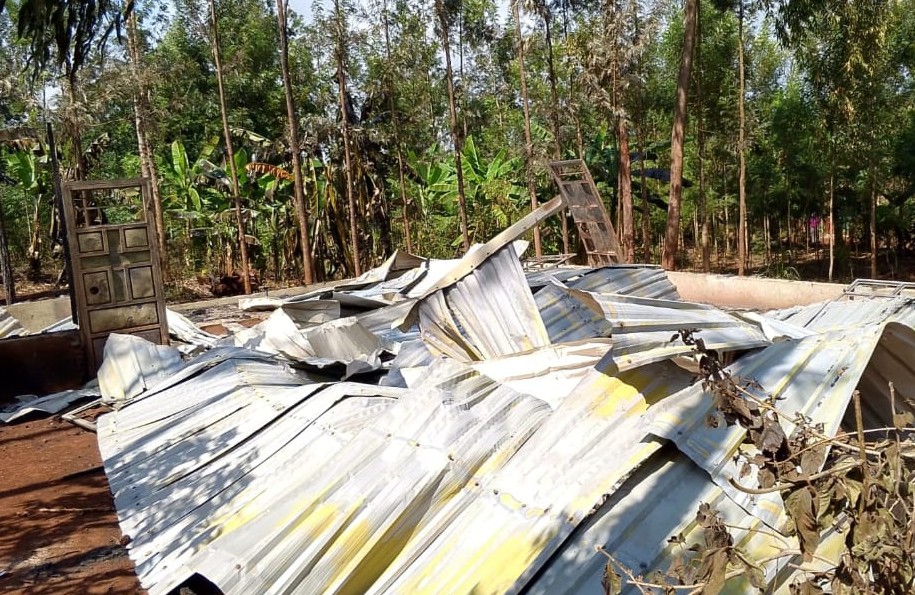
88;221;915;594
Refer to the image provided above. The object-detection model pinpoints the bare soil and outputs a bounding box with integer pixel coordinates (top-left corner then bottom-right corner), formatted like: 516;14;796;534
0;297;268;595
0;416;143;594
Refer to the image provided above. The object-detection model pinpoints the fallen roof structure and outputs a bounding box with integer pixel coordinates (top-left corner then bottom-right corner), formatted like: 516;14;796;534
91;203;915;594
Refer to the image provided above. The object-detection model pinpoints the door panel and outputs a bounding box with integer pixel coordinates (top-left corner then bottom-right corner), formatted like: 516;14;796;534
62;178;168;370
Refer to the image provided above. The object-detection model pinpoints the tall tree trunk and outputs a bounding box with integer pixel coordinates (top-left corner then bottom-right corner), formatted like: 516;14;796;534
382;1;413;254
435;0;470;252
126;13;167;268
828;168;835;282
697;1;710;272
27;195;41;277
276;0;315;284
458;13;469;142
634;13;651;264
208;0;251;293
618;118;634;263
0;194;15;305
870;163;877;278
543;12;570;255
334;0;362;276
787;199;792;248
638;124;650;262
737;1;747;276
661;0;698;270
65;75;87;181
513;0;542;260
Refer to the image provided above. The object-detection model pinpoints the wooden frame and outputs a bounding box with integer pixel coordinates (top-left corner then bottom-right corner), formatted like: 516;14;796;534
62;178;168;370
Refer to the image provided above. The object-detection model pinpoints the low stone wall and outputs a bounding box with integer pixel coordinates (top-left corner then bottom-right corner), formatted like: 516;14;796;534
668;271;845;310
7;296;73;333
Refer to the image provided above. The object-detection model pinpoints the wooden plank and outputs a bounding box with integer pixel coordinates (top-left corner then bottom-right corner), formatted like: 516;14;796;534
549;159;621;266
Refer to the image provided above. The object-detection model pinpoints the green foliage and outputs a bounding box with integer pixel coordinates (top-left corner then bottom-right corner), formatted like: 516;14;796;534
1;0;131;81
4;0;915;287
408;137;527;255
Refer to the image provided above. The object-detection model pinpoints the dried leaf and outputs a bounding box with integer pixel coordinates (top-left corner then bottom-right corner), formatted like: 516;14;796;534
601;561;622;595
789;579;825;594
892;411;915;429
843;479;863;509
758;467;777;489
739;461;752;479
785;486;820;563
799;443;828;476
756;417;788;456
697;548;729;595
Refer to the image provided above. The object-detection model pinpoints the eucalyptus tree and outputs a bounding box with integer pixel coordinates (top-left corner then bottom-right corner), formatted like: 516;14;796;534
126;11;166;261
661;0;698;270
523;0;570;254
332;0;361;275
773;0;894;280
434;0;470;252
208;0;251;293
379;0;413;253
710;0;757;274
580;0;652;263
688;0;739;269
0;188;14;303
275;0;314;284
512;0;543;259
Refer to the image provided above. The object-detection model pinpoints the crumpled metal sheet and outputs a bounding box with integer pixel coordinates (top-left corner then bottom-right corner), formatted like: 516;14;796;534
417;244;550;362
366;359;695;594
178;359;550;595
97;333;184;403
0;384;101;423
166;308;220;353
528;321;915;595
566;265;680;299
94;228;915;595
523;447;845;595
535;281;773;362
230;309;391;379
769;294;915;332
0;307;24;339
469;339;613;408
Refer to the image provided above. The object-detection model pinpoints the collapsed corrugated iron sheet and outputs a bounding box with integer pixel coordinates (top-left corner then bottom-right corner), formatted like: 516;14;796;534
94;217;915;594
0;307;24;339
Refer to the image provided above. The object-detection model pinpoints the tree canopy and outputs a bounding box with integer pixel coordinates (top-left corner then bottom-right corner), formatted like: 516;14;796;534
3;0;915;293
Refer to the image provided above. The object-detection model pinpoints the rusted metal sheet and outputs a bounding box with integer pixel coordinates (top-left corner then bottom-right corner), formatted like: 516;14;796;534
549;160;621;266
62;178;168;370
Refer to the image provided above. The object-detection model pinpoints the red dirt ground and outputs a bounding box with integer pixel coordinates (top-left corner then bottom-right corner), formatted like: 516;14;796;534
0;416;144;594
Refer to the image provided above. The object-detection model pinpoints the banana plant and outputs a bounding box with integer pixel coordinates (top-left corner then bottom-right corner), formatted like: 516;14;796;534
460;136;526;234
4;150;49;275
409;137;526;252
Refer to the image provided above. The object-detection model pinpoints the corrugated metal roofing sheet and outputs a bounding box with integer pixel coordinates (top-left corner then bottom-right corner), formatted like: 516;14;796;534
100;354;406;593
417;245;550;362
526;321;915;594
526;265;679;301
770;294;915;332
94;236;915;595
0;307;24;338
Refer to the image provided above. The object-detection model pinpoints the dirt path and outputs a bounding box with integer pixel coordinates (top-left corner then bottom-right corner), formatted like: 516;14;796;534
0;417;143;594
0;290;306;595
